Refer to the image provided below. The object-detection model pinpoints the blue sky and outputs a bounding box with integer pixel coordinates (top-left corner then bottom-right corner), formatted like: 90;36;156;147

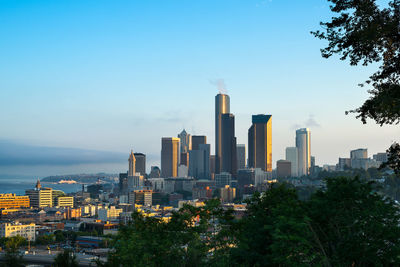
0;0;398;176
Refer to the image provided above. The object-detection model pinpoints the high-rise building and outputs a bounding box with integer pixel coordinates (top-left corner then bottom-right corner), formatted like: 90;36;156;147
237;144;246;170
192;135;207;150
276;160;291;178
215;93;230;174
338;158;351;171
134;153;146;176
210;155;216;179
149;166;161;178
248;114;272;172
178;129;191;153
296;128;311;176
181;152;189;167
221;113;237;176
350;148;369;170
119;172;128;194
189;144;210;179
373;152;388;163
161;137;180;178
128;151;136;177
285;147;298;177
350;148;368;159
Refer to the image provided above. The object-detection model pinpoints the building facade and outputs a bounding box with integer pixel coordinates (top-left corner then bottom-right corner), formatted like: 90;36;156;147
248;114;272;172
161;137;180;178
0;194;29;209
221;113;237;176
296;128;311;176
0;222;36;241
215;93;230;174
285;147;298;177
134;153;146;176
237;144;246;170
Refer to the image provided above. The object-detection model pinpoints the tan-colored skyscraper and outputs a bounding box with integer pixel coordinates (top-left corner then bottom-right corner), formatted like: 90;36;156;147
248;114;272;172
128;150;136;176
161;137;180;178
215;93;230;174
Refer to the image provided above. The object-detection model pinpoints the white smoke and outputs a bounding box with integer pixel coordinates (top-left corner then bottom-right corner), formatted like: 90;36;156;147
210;79;228;94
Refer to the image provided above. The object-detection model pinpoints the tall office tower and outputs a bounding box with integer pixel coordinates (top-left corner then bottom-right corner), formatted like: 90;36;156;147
134;153;146;176
178;129;191;153
128;151;136;176
237;144;246;170
189;144;211;179
161;137;180;178
221;113;237;176
296;128;311;176
215;93;230;174
119;172;128;194
285;147;298;177
248;114;272;172
350;148;368;159
350;148;369;170
192;135;207;151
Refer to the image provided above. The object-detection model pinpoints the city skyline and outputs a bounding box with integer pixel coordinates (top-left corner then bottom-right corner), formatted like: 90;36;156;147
1;0;399;177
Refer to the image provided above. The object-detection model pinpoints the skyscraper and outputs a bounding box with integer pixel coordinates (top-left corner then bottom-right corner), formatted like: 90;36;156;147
128;151;136;177
215;93;230;174
248;114;272;172
237;144;246;170
134;153;146;176
189;143;210;179
161;137;180;178
285;147;298;177
296;128;311;176
192;135;207;151
178;129;191;153
221;113;237;176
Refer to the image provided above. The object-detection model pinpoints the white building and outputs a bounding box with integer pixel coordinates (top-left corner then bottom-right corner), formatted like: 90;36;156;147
285;147;299;177
296;128;311;176
0;222;36;241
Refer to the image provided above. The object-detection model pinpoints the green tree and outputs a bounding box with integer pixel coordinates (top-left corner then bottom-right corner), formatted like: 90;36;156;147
1;236;26;267
53;249;78;267
307;177;400;265
312;0;400;172
231;185;322;266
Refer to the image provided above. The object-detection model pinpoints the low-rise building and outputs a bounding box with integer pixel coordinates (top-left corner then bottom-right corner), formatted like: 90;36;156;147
0;222;36;241
0;194;30;209
56;196;74;208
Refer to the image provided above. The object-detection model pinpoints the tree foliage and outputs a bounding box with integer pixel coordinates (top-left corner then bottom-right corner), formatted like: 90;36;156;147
53;249;78;267
312;0;400;172
0;236;26;267
102;177;400;266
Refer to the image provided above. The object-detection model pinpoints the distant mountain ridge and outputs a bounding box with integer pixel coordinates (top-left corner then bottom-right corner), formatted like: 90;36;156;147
41;173;117;183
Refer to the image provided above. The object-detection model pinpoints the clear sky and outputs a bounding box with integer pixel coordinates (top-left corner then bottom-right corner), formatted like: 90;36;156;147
0;0;398;176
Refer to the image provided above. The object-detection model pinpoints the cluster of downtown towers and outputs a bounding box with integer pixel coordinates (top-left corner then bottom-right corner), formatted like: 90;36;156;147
159;93;312;180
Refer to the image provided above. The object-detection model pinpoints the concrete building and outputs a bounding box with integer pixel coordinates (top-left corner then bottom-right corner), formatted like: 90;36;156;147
350;148;369;170
373;152;388;163
237;144;246;170
178;164;188;177
338;158;351;171
215;93;230;174
98;206;123;221
276;160;291;178
161;137;180;178
25;180;53;208
215;172;232;188
285;147;298;177
296;128;311;176
220;185;236;203
127;174;144;191
128;150;136;176
56;196;74;208
178;129;191;153
134;153;146;176
119;172;128;194
221;113;237;176
131;190;153;206
0;222;36;241
0;194;29;209
248;114;272;172
254;168;270;186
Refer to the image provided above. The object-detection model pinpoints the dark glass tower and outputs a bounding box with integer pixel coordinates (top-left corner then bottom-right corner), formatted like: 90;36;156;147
221;113;237;176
